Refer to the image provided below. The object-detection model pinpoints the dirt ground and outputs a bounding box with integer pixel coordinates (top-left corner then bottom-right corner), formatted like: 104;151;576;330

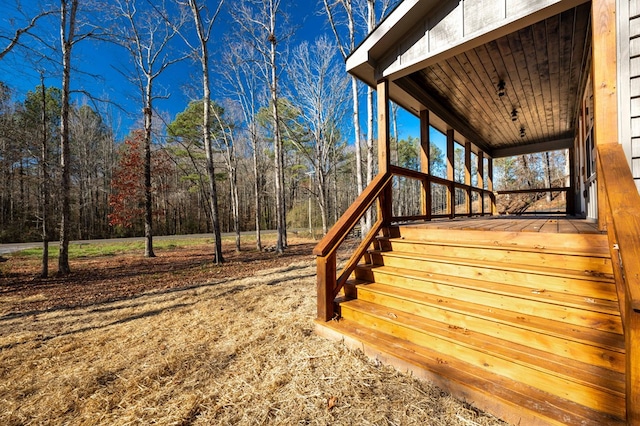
0;238;509;425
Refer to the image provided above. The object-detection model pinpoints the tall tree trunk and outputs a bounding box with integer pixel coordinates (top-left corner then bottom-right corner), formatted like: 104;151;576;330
189;0;224;263
252;127;262;251
40;75;49;278
143;80;155;258
268;0;286;254
58;0;78;275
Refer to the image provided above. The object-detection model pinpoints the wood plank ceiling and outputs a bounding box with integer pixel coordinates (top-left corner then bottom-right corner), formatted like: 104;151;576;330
400;3;592;154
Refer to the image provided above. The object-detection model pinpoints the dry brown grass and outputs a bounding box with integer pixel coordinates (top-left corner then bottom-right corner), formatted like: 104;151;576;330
0;240;509;425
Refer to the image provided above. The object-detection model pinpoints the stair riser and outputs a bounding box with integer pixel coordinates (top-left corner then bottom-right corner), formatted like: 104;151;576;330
369;253;617;301
356;288;625;373
354;268;623;334
340;305;625;419
378;240;613;275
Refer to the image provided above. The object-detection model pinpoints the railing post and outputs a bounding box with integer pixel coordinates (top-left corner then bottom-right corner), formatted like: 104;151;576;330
627;308;640;424
316;253;336;321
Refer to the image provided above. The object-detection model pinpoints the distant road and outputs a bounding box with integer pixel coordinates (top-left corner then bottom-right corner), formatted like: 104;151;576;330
0;231;276;256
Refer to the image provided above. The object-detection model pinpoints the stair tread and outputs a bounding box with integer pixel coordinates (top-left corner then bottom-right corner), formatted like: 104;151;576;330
378;235;611;258
355;264;621;315
391;226;609;251
356;282;625;353
318;318;625;426
340;300;625;419
370;249;614;283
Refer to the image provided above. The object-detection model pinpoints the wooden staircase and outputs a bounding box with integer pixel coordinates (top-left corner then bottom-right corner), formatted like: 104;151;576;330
316;224;626;425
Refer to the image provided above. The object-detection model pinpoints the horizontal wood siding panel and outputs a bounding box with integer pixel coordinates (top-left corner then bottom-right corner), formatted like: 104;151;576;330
631;16;640;37
631;36;640;57
464;0;505;35
631;97;640;117
632;77;640;97
634;158;640;178
632;139;640;157
428;2;462;50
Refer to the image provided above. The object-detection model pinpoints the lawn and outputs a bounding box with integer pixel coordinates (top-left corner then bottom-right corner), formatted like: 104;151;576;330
0;237;507;425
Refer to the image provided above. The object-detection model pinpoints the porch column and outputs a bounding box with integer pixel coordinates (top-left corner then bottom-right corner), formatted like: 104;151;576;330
487;157;495;214
377;79;391;174
377;79;392;223
591;0;619;229
567;147;576;216
478;151;485;214
447;129;455;218
465;141;472;214
420;110;431;219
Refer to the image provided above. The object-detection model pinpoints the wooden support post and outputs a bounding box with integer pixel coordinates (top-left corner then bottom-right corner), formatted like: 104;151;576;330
487;158;496;215
627;307;640;425
316;253;336;321
377;79;391;175
478;151;485;214
420;110;431;219
568;147;576;215
465;141;472;214
591;0;618;230
377;79;392;224
447;129;455;218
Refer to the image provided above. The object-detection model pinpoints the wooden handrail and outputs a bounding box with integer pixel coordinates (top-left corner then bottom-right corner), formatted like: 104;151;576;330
596;143;640;424
315;165;494;321
313;171;393;257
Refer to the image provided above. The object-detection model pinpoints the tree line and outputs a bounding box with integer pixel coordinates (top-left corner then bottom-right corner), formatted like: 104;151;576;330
0;0;402;274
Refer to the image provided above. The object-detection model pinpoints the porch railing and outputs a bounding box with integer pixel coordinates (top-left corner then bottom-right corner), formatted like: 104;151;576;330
596;143;640;423
313;164;494;322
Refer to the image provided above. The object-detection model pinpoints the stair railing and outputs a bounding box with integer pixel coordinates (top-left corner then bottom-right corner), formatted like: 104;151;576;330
596;143;640;423
313;165;494;322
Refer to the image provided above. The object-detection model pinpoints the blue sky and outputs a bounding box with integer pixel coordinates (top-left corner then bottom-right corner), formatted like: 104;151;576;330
0;0;419;142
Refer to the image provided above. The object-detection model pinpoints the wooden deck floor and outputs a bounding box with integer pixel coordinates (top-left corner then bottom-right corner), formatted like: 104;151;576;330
402;216;602;234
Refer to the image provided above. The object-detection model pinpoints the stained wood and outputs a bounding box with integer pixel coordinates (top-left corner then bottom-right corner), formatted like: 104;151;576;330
340;300;625;419
317;318;626;426
356;283;624;372
378;238;613;274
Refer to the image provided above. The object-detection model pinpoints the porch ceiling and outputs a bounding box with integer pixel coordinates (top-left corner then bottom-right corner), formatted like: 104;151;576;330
352;2;592;158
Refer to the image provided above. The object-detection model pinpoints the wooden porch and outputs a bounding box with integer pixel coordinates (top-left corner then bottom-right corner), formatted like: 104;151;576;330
398;216;601;234
314;0;640;424
316;216;624;425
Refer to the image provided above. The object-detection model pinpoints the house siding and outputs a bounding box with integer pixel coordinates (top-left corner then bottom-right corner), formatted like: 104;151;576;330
623;0;640;190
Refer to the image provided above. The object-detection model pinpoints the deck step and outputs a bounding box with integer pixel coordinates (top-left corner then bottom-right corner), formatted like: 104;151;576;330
352;281;624;370
339;299;625;420
352;265;622;332
367;250;617;300
316;318;626;426
377;237;612;274
328;226;626;424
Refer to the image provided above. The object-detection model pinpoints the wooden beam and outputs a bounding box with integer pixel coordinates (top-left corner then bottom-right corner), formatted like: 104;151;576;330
378;79;391;174
591;0;619;230
591;0;618;147
420;110;431;218
492;138;574;158
447;129;455;218
465;141;472;213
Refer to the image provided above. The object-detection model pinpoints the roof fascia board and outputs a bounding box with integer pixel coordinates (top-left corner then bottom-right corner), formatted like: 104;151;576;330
348;0;590;86
492;138;574;158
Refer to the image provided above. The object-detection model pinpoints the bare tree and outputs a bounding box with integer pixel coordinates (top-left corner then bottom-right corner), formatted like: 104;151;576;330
219;39;269;252
230;0;287;254
323;0;399;233
287;36;349;235
173;0;227;263
58;0;79;275
115;0;188;258
0;3;55;61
